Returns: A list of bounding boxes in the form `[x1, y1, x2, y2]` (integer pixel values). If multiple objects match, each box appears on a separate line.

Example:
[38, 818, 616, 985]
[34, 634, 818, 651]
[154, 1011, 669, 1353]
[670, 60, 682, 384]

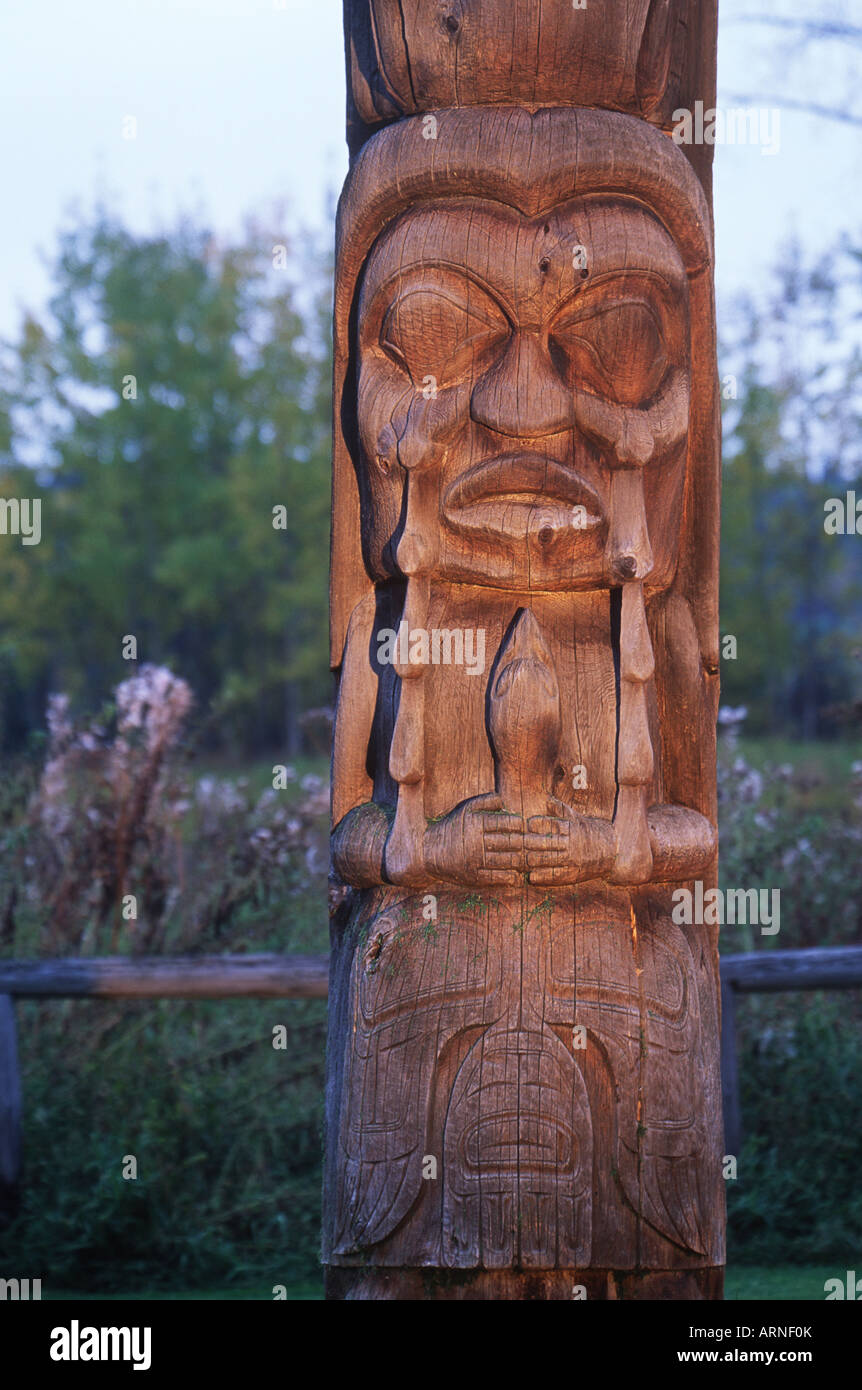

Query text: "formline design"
[325, 0, 724, 1301]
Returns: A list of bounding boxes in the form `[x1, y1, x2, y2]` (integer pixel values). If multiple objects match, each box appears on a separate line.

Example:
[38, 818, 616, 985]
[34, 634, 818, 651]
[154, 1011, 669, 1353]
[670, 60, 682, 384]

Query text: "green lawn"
[724, 1267, 837, 1300]
[45, 1282, 325, 1301]
[733, 736, 862, 814]
[44, 1269, 836, 1301]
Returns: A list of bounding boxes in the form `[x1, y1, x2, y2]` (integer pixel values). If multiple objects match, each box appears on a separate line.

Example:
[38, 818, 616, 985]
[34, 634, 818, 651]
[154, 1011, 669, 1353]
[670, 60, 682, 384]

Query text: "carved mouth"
[443, 454, 603, 541]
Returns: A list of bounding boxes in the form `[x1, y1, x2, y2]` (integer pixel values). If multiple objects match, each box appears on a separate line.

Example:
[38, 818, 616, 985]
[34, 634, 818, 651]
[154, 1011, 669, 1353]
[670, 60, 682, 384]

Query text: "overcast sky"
[1, 0, 860, 338]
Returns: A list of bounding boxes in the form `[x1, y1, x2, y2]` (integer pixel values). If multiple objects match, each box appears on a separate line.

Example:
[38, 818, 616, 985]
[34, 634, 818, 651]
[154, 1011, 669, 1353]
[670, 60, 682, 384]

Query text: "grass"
[734, 736, 862, 814]
[725, 1267, 842, 1300]
[43, 1269, 838, 1301]
[189, 753, 329, 802]
[44, 1282, 325, 1301]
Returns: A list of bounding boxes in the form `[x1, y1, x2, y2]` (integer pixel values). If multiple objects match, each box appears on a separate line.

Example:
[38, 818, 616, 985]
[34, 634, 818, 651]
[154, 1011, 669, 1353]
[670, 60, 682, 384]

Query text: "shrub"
[0, 671, 328, 1292]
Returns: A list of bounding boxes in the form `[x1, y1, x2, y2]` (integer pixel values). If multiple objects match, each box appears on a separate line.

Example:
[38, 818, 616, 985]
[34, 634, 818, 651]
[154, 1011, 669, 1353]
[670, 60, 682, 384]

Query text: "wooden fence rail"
[719, 945, 862, 1157]
[0, 954, 328, 1216]
[2, 946, 861, 1214]
[0, 954, 330, 1000]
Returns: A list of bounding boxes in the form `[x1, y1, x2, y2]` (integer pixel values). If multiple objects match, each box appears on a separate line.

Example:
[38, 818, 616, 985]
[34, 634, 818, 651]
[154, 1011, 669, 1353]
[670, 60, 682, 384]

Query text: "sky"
[1, 0, 860, 339]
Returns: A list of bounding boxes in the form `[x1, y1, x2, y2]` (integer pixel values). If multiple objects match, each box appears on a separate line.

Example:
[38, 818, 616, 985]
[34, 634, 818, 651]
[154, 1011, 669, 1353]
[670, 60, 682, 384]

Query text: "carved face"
[356, 197, 691, 592]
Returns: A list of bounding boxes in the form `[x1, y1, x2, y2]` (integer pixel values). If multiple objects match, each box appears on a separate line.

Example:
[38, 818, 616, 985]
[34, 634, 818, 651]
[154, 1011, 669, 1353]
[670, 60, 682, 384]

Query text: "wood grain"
[327, 0, 722, 1299]
[0, 956, 330, 999]
[345, 0, 717, 177]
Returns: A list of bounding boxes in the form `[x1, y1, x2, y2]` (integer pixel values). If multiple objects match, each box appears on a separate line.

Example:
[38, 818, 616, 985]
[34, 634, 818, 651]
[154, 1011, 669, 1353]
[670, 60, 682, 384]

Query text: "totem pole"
[325, 0, 723, 1300]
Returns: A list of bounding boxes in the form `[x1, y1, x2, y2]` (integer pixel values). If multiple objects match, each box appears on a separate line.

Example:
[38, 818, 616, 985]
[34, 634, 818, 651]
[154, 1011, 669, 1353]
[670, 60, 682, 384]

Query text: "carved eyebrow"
[549, 269, 684, 330]
[366, 260, 516, 324]
[382, 283, 509, 333]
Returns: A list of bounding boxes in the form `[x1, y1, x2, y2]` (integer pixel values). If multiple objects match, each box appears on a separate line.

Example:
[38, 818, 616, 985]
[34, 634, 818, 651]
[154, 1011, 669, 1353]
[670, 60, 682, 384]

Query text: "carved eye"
[381, 287, 508, 387]
[549, 300, 669, 406]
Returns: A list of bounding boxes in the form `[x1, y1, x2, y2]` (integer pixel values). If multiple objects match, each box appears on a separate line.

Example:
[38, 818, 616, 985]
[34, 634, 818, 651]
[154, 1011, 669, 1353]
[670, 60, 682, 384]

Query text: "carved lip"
[443, 454, 603, 539]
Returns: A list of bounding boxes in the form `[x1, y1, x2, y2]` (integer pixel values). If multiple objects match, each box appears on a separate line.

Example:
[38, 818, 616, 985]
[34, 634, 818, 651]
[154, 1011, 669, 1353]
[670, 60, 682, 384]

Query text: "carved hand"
[424, 792, 519, 886]
[426, 792, 616, 887]
[522, 797, 616, 886]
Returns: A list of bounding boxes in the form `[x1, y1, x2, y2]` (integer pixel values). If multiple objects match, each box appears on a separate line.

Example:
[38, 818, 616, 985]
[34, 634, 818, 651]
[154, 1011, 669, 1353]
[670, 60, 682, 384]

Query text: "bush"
[5, 995, 326, 1292]
[718, 731, 862, 950]
[719, 725, 862, 1265]
[728, 993, 862, 1265]
[3, 688, 861, 1286]
[0, 671, 329, 1291]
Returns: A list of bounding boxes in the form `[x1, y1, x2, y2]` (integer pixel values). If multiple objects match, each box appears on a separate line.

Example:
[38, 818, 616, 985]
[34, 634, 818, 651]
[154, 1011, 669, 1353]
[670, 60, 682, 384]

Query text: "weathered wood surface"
[722, 947, 862, 993]
[344, 0, 719, 197]
[0, 955, 330, 999]
[5, 947, 855, 1001]
[326, 0, 722, 1298]
[4, 947, 855, 1001]
[720, 979, 742, 1159]
[326, 1265, 724, 1302]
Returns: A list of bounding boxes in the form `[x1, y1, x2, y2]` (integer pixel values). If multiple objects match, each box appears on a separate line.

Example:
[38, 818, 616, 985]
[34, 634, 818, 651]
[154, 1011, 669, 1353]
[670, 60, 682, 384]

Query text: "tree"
[0, 212, 333, 755]
[719, 235, 862, 736]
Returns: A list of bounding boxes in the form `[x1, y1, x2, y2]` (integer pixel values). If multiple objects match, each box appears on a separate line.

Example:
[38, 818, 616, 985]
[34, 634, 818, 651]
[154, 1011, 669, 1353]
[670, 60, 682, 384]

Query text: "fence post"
[0, 993, 22, 1221]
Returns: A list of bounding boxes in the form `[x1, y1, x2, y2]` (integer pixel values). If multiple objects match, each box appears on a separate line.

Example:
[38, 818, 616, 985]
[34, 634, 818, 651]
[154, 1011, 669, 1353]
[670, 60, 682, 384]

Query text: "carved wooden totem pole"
[325, 0, 723, 1300]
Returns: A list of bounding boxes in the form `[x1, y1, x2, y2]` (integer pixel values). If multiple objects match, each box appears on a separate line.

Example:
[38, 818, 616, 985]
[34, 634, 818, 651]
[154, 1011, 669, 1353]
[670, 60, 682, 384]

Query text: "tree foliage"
[0, 213, 332, 754]
[719, 236, 862, 736]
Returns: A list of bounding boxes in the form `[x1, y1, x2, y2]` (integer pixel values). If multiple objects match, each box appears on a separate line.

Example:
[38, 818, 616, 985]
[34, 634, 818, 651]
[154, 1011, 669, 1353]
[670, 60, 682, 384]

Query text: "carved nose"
[470, 332, 574, 439]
